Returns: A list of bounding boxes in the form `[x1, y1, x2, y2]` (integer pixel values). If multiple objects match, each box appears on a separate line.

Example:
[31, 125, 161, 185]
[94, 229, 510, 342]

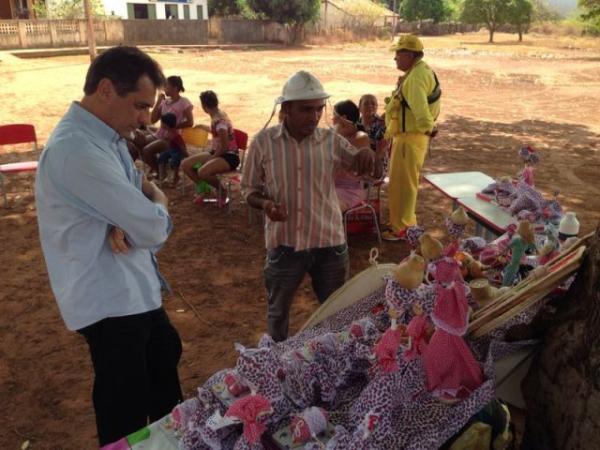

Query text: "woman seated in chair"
[358, 94, 389, 170]
[333, 100, 384, 212]
[181, 90, 239, 207]
[137, 75, 194, 175]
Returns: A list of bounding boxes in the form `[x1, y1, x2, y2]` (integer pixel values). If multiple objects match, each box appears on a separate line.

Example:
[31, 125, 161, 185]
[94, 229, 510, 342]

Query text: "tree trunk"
[521, 226, 600, 449]
[518, 27, 523, 42]
[488, 26, 495, 43]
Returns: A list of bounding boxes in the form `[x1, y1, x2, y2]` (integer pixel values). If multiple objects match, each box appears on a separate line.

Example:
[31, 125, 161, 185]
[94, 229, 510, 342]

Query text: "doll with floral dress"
[518, 145, 540, 187]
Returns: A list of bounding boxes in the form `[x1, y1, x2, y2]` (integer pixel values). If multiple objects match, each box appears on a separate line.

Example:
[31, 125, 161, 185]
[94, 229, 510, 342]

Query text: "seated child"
[157, 113, 187, 186]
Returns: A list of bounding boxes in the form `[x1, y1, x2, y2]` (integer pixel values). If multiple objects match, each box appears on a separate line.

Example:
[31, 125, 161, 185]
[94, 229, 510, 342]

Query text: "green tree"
[400, 0, 450, 23]
[208, 0, 241, 16]
[580, 0, 600, 34]
[461, 0, 511, 43]
[246, 0, 320, 43]
[531, 0, 561, 21]
[579, 0, 600, 19]
[508, 0, 533, 41]
[35, 0, 105, 18]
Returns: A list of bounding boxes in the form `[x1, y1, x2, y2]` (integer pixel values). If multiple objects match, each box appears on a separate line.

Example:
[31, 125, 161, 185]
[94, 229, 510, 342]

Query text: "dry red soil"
[1, 32, 599, 448]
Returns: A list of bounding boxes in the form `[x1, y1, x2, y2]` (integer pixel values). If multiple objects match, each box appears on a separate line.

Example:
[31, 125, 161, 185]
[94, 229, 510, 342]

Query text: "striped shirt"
[242, 124, 358, 251]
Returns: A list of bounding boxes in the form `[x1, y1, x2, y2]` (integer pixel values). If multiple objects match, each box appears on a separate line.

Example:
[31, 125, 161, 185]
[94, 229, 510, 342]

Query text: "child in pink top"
[138, 76, 194, 176]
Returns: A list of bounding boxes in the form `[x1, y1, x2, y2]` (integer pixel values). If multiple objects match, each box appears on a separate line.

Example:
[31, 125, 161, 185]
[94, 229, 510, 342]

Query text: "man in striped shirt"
[242, 70, 375, 342]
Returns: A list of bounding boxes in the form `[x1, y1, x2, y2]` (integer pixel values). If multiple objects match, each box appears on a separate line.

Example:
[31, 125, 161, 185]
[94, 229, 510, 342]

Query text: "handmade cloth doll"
[445, 207, 469, 240]
[502, 221, 536, 286]
[518, 145, 540, 187]
[423, 251, 484, 402]
[403, 304, 432, 361]
[373, 309, 404, 374]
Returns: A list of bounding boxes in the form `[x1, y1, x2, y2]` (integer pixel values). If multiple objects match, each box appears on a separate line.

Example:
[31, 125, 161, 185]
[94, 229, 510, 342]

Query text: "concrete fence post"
[17, 20, 27, 48]
[78, 20, 86, 45]
[49, 20, 58, 47]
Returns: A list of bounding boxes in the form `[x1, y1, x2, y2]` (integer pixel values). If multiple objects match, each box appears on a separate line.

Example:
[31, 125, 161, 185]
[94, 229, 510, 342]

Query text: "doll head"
[519, 145, 540, 165]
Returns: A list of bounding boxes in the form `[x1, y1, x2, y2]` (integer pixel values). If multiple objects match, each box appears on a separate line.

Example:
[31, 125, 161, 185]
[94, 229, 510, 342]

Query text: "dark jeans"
[78, 307, 183, 446]
[264, 244, 350, 342]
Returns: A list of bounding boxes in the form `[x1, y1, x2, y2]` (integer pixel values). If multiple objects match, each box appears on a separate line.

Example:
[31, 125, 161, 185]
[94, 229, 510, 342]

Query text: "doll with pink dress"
[518, 145, 540, 187]
[423, 251, 484, 402]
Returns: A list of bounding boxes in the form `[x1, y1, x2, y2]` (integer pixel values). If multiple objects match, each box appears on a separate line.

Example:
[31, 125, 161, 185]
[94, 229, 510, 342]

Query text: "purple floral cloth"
[177, 279, 541, 450]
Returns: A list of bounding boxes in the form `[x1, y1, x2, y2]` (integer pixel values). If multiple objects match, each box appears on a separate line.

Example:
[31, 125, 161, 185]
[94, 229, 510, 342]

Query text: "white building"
[102, 0, 208, 20]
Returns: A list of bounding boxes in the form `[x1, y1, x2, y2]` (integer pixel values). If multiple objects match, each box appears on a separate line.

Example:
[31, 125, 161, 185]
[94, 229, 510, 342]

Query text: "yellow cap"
[390, 34, 424, 52]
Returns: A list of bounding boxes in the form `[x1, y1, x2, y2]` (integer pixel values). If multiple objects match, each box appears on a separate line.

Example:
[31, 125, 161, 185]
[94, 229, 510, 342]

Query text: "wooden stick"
[177, 290, 210, 325]
[472, 243, 586, 321]
[469, 253, 583, 335]
[470, 255, 582, 332]
[469, 247, 585, 333]
[472, 258, 581, 337]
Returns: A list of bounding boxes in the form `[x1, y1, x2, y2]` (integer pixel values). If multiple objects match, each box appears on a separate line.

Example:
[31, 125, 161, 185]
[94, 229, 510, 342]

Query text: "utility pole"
[83, 0, 97, 61]
[392, 0, 397, 35]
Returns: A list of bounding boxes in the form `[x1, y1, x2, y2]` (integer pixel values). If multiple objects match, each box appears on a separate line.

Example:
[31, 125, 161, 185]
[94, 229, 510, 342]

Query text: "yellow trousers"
[388, 133, 429, 231]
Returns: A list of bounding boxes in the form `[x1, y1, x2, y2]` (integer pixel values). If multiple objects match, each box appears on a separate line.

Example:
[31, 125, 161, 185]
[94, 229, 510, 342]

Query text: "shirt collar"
[274, 122, 327, 144]
[67, 101, 123, 145]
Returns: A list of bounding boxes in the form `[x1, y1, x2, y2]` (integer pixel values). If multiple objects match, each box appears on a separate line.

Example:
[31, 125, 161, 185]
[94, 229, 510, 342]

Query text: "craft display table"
[424, 171, 495, 207]
[424, 171, 516, 239]
[457, 195, 517, 240]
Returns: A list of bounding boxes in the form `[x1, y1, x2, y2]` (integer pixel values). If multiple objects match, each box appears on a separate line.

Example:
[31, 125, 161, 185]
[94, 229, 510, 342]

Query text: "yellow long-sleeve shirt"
[385, 60, 441, 136]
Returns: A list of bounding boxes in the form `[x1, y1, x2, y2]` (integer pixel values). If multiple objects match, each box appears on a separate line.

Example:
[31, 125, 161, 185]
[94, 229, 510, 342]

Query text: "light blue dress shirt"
[36, 102, 172, 331]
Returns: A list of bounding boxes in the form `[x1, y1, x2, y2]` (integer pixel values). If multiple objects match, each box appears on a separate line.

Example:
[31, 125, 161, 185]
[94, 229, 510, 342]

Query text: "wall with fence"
[209, 18, 287, 44]
[122, 19, 208, 45]
[0, 17, 480, 50]
[0, 19, 123, 49]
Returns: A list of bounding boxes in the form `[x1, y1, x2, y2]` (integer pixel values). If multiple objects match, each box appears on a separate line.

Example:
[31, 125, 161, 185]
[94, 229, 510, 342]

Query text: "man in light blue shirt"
[36, 46, 182, 446]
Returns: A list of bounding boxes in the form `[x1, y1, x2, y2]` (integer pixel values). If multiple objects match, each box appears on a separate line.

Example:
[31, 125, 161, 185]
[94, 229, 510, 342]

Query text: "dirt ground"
[1, 31, 600, 449]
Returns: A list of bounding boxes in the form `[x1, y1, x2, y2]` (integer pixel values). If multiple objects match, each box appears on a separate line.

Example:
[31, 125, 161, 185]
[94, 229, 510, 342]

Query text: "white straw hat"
[275, 70, 330, 104]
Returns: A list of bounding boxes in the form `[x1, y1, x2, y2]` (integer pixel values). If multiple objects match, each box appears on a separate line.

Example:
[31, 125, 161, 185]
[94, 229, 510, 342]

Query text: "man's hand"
[142, 177, 169, 209]
[351, 148, 375, 176]
[263, 200, 288, 222]
[109, 227, 130, 254]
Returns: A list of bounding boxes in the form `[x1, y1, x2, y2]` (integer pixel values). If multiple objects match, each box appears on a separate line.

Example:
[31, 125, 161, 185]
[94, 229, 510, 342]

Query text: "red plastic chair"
[0, 124, 40, 207]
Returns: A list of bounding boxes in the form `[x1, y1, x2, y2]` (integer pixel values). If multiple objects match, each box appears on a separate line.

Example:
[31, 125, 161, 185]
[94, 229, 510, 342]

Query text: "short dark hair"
[200, 90, 219, 109]
[83, 46, 165, 96]
[167, 75, 184, 93]
[334, 100, 360, 124]
[161, 112, 177, 129]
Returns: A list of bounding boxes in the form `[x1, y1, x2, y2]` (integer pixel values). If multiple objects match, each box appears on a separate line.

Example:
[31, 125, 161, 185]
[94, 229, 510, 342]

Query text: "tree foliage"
[579, 0, 600, 19]
[531, 0, 562, 21]
[208, 0, 241, 16]
[507, 0, 533, 41]
[400, 0, 450, 23]
[246, 0, 320, 25]
[34, 0, 105, 18]
[461, 0, 511, 42]
[246, 0, 320, 43]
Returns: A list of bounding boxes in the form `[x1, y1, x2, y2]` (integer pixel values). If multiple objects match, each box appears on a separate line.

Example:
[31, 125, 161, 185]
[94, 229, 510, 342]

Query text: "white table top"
[424, 171, 495, 200]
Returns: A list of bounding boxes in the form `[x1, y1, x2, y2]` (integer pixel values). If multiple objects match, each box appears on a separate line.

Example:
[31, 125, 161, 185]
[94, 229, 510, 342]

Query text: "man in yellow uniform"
[382, 34, 441, 241]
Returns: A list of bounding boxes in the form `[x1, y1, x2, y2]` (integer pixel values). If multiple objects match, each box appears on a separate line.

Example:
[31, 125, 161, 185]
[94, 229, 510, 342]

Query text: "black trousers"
[78, 307, 183, 446]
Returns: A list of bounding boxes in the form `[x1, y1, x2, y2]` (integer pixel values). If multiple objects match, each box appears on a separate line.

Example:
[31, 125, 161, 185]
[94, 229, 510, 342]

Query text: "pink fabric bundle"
[423, 329, 484, 400]
[373, 325, 403, 374]
[225, 394, 272, 444]
[291, 407, 329, 444]
[224, 372, 250, 397]
[403, 314, 430, 361]
[520, 165, 535, 187]
[432, 282, 470, 336]
[433, 257, 463, 285]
